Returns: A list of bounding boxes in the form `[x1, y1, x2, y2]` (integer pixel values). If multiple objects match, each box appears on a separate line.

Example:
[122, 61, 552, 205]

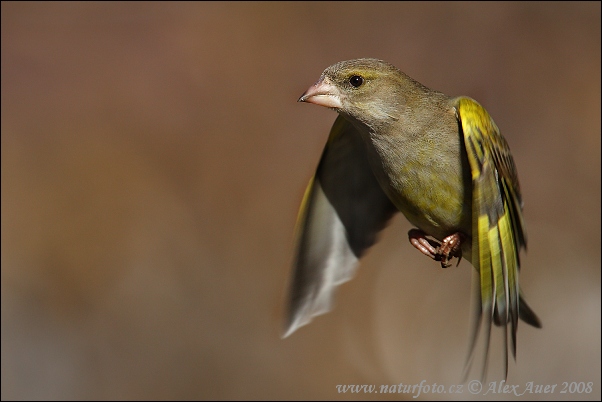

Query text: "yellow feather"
[458, 96, 526, 379]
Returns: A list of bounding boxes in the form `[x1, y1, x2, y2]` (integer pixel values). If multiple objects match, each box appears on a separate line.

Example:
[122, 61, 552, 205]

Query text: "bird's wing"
[455, 97, 528, 379]
[284, 115, 398, 338]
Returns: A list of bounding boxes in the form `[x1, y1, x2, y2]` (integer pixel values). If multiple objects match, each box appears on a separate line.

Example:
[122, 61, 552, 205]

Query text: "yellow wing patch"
[456, 97, 525, 378]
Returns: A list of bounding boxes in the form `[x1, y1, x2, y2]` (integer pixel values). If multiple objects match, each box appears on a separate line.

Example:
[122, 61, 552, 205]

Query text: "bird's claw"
[408, 229, 465, 268]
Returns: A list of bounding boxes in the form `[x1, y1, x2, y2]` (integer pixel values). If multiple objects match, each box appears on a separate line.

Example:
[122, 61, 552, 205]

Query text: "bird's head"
[299, 58, 428, 129]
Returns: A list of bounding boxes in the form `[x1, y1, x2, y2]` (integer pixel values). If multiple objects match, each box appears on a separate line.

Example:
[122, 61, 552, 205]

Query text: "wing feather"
[457, 97, 525, 379]
[284, 116, 398, 337]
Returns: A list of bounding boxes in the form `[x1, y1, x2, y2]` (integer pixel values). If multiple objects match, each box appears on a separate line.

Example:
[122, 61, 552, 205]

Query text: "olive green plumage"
[285, 58, 540, 378]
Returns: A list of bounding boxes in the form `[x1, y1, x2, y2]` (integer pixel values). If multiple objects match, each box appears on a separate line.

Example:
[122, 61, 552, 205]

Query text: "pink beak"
[298, 77, 342, 109]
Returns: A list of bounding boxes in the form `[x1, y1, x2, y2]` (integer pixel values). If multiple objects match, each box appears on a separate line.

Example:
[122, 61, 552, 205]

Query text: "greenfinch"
[284, 58, 540, 378]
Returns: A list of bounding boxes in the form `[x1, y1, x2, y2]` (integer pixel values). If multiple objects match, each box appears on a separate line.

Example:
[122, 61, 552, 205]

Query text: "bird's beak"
[298, 77, 342, 109]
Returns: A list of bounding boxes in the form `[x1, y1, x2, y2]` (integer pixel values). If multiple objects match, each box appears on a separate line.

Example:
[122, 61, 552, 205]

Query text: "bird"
[284, 58, 540, 379]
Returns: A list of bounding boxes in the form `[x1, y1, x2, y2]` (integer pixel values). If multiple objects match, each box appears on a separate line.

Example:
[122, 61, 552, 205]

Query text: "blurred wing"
[284, 115, 398, 338]
[455, 97, 527, 378]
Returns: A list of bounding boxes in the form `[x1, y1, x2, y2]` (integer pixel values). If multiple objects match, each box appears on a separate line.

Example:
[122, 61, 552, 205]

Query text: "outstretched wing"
[455, 97, 529, 379]
[284, 115, 398, 338]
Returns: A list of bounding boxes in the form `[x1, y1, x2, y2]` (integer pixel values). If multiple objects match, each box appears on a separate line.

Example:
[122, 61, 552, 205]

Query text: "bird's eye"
[349, 75, 364, 88]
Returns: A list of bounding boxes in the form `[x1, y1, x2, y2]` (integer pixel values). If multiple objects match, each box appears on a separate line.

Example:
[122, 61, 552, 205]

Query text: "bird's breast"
[364, 128, 472, 241]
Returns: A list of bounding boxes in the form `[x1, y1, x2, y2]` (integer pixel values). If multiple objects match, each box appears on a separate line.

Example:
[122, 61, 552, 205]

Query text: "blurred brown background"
[1, 2, 600, 400]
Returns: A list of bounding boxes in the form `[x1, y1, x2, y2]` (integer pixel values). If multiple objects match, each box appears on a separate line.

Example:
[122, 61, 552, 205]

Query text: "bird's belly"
[361, 125, 472, 241]
[381, 160, 471, 241]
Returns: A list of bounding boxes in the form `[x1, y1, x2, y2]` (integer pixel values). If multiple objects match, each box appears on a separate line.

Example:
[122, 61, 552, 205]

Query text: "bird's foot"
[408, 229, 465, 268]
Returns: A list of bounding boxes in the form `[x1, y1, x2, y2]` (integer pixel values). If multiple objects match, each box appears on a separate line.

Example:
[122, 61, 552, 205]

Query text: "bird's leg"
[437, 232, 465, 268]
[408, 229, 439, 259]
[408, 229, 465, 268]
